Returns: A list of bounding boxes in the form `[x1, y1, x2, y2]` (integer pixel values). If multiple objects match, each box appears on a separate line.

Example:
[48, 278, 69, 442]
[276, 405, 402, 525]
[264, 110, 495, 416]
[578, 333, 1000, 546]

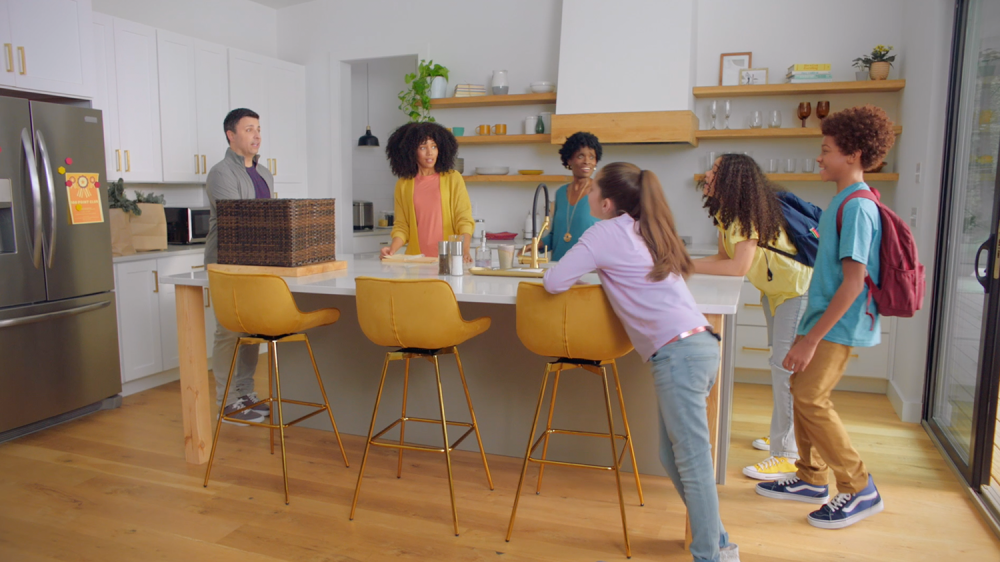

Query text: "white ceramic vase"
[430, 76, 448, 99]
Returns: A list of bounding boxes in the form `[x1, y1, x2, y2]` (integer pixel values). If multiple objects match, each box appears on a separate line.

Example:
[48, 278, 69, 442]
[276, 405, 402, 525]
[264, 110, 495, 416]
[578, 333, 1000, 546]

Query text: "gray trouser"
[212, 321, 260, 406]
[762, 294, 808, 459]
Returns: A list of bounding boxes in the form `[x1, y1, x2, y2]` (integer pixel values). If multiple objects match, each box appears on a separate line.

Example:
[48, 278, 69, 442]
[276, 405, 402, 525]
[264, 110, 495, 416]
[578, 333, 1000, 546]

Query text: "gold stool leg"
[453, 348, 493, 490]
[204, 338, 244, 487]
[600, 365, 631, 558]
[268, 341, 275, 455]
[535, 365, 562, 495]
[304, 336, 349, 467]
[350, 353, 391, 520]
[270, 341, 291, 505]
[506, 364, 551, 543]
[396, 358, 410, 478]
[433, 356, 459, 536]
[611, 360, 644, 506]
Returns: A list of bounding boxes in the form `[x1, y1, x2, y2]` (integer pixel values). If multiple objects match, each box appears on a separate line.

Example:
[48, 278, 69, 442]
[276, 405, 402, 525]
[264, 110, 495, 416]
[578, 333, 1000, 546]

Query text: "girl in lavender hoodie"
[543, 162, 739, 562]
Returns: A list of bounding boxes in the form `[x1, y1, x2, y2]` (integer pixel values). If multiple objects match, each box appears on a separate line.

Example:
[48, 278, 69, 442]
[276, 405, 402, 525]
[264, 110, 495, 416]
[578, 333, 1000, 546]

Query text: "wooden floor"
[1, 370, 998, 561]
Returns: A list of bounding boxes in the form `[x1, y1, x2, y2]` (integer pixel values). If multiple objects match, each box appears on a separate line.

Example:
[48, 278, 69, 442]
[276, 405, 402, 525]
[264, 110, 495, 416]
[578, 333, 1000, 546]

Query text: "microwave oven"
[165, 207, 211, 244]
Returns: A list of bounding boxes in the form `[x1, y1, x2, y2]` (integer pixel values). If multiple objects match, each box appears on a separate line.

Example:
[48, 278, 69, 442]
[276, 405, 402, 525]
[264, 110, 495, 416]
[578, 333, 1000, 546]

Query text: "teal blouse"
[541, 183, 600, 261]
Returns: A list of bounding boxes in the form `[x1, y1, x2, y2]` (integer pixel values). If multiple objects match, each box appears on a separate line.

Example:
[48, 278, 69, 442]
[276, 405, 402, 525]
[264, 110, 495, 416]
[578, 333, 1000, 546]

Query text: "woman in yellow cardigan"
[380, 122, 474, 261]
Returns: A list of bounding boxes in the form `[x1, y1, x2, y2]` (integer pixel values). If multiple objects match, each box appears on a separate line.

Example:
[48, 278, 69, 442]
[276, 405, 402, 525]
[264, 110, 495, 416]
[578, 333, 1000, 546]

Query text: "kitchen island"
[161, 253, 742, 481]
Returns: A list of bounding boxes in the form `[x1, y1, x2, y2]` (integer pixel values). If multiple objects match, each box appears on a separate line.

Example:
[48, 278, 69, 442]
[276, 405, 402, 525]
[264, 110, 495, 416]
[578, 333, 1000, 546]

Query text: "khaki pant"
[790, 340, 869, 494]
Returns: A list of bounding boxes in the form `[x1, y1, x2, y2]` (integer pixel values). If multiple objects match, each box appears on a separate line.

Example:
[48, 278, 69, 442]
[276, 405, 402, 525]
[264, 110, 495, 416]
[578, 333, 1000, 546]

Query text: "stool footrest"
[528, 430, 631, 469]
[370, 417, 477, 453]
[527, 456, 617, 471]
[220, 399, 329, 429]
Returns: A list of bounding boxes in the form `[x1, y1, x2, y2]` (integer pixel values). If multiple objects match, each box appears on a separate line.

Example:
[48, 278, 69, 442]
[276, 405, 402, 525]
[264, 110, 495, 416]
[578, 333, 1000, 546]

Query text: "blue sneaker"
[756, 476, 829, 504]
[807, 474, 883, 529]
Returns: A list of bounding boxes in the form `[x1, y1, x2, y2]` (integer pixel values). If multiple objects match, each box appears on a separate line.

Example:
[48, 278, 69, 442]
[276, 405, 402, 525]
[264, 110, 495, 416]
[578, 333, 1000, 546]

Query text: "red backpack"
[836, 188, 925, 320]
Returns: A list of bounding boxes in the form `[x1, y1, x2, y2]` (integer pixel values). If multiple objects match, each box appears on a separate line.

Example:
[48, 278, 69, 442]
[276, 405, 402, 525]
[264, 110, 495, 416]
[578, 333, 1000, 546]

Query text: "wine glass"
[750, 110, 763, 129]
[797, 102, 812, 128]
[816, 100, 830, 121]
[769, 110, 782, 128]
[723, 100, 732, 129]
[709, 100, 718, 130]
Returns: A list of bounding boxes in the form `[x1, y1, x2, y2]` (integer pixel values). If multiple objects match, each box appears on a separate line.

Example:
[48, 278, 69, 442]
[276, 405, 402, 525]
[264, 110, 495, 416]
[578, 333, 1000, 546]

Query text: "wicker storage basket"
[217, 198, 336, 267]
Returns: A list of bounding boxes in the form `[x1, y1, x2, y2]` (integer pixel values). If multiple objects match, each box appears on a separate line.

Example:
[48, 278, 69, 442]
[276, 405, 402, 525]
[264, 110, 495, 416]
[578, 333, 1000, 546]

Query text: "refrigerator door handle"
[20, 128, 43, 269]
[35, 130, 57, 269]
[0, 300, 110, 330]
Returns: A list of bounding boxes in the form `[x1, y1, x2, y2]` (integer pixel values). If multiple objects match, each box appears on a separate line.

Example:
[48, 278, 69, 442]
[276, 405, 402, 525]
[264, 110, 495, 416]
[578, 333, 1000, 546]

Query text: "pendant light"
[358, 63, 379, 147]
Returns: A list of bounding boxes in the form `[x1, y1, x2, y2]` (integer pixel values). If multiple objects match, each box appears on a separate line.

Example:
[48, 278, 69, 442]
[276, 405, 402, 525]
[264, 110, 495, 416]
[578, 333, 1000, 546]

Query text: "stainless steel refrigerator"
[0, 96, 121, 438]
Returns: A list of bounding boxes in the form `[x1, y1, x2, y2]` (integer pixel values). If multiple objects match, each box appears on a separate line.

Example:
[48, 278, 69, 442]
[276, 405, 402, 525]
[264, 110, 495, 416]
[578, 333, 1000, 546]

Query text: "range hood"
[550, 111, 699, 146]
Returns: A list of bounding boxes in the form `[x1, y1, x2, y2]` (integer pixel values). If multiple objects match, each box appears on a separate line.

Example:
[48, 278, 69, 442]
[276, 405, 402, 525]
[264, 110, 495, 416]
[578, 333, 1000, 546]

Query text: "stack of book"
[454, 84, 486, 97]
[786, 64, 833, 83]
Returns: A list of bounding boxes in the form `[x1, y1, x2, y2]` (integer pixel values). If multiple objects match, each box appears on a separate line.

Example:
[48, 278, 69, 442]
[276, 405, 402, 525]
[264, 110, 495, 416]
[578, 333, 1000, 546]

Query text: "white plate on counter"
[475, 166, 509, 175]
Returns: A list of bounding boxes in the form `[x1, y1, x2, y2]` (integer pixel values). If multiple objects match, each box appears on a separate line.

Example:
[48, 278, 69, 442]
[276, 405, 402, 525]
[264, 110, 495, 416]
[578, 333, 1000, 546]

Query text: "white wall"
[557, 0, 696, 114]
[92, 0, 278, 57]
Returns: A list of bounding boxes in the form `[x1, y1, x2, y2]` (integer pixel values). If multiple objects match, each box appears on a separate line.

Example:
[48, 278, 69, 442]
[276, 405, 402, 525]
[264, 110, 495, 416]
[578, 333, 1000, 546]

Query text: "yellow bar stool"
[506, 282, 644, 558]
[203, 269, 350, 504]
[349, 277, 494, 536]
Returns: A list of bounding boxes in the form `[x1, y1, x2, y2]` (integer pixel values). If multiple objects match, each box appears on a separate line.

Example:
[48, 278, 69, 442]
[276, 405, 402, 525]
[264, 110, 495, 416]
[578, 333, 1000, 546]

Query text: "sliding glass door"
[925, 0, 1000, 504]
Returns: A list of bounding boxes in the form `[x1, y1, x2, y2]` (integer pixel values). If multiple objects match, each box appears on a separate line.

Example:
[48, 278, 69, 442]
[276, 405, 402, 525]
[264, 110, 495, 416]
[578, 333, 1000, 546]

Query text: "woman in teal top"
[542, 131, 603, 261]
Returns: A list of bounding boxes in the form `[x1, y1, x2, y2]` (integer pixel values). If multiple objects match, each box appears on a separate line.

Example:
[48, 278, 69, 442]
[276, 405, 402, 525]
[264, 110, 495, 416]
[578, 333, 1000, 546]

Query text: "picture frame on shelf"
[739, 68, 768, 85]
[719, 52, 752, 86]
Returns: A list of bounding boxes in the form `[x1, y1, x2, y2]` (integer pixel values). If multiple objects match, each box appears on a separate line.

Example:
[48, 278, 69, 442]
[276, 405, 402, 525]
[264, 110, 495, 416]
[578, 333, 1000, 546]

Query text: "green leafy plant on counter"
[853, 44, 896, 69]
[134, 190, 166, 205]
[398, 59, 449, 123]
[107, 178, 141, 215]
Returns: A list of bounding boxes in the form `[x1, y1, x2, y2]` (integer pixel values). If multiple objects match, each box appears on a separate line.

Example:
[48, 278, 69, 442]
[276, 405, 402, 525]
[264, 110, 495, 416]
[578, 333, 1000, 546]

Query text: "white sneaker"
[720, 544, 740, 561]
[752, 436, 770, 451]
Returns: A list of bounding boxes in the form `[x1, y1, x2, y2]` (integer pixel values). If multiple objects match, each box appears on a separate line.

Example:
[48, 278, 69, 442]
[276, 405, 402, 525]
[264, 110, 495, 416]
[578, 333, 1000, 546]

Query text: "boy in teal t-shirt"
[756, 106, 897, 531]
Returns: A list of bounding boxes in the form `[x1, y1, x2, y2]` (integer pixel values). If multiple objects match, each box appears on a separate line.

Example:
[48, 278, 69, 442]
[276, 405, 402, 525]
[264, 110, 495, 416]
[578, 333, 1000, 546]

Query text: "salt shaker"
[438, 240, 450, 275]
[449, 239, 464, 276]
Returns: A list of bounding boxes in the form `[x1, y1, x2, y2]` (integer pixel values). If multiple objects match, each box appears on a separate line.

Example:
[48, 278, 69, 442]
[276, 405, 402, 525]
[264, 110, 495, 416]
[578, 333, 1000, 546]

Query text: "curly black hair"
[385, 122, 458, 178]
[699, 154, 786, 245]
[558, 131, 602, 168]
[820, 105, 896, 171]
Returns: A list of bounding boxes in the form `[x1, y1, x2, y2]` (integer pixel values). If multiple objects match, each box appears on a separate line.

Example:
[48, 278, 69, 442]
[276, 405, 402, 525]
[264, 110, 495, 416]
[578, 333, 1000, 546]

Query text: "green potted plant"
[854, 45, 895, 81]
[397, 59, 449, 123]
[852, 59, 869, 81]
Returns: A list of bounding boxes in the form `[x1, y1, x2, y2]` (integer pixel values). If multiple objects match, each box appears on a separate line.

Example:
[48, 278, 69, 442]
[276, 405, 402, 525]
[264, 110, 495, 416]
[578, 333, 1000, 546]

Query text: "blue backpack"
[764, 191, 822, 268]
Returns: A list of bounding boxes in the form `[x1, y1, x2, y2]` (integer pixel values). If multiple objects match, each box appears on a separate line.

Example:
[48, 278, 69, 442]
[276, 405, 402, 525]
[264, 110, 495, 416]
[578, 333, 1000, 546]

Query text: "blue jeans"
[650, 330, 734, 562]
[762, 294, 808, 459]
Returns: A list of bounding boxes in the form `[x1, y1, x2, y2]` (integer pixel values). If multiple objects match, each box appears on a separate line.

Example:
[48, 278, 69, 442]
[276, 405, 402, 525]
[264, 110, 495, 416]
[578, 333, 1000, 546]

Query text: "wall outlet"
[915, 162, 922, 184]
[910, 207, 918, 228]
[680, 235, 692, 247]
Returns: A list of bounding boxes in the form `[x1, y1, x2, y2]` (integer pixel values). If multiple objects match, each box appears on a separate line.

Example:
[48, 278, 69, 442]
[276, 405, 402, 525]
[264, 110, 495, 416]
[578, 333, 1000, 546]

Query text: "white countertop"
[112, 244, 206, 264]
[160, 253, 741, 314]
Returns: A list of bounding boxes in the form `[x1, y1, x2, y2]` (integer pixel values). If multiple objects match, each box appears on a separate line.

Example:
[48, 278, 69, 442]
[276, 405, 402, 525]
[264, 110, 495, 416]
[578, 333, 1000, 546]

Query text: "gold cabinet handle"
[3, 44, 12, 72]
[153, 270, 159, 293]
[195, 154, 200, 174]
[742, 346, 770, 353]
[191, 265, 204, 270]
[994, 223, 1000, 280]
[273, 158, 277, 176]
[16, 46, 25, 75]
[204, 287, 211, 308]
[848, 353, 859, 359]
[115, 149, 121, 171]
[125, 150, 130, 172]
[743, 303, 762, 308]
[202, 155, 206, 175]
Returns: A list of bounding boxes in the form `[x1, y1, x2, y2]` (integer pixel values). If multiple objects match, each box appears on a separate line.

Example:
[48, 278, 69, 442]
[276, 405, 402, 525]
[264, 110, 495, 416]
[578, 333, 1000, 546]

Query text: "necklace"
[563, 180, 589, 243]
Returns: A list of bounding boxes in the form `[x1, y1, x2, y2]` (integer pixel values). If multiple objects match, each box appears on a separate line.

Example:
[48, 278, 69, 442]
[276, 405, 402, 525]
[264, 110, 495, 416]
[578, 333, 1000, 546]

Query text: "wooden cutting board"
[207, 261, 347, 277]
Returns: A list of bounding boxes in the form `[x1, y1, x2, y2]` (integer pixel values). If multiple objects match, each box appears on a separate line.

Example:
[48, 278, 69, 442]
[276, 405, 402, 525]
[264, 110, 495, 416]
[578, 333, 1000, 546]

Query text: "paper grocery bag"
[130, 203, 167, 251]
[109, 208, 136, 257]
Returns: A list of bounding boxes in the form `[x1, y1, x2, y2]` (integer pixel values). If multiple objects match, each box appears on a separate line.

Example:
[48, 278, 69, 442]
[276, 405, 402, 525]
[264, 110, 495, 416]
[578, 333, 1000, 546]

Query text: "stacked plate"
[475, 167, 509, 175]
[530, 81, 555, 93]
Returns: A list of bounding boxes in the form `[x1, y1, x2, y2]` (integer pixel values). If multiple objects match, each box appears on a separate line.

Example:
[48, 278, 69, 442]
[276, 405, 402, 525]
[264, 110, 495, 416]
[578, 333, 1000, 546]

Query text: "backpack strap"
[835, 187, 881, 331]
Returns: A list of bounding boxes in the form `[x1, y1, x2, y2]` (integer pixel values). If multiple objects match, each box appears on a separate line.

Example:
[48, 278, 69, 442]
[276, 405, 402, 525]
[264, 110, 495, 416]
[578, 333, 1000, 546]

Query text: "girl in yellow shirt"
[693, 154, 813, 481]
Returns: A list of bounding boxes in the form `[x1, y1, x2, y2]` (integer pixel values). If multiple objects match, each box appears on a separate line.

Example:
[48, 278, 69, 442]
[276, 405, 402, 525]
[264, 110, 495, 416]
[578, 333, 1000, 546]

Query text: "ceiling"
[246, 0, 314, 9]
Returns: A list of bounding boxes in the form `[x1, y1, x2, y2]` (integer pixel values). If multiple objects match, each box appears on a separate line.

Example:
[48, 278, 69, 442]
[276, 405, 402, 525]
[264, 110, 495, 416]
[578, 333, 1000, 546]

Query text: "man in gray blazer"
[204, 107, 274, 423]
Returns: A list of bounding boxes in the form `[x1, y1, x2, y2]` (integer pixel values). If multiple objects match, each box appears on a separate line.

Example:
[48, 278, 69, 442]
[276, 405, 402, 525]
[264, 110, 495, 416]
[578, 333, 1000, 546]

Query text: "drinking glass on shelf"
[768, 158, 780, 173]
[709, 101, 718, 130]
[784, 158, 797, 173]
[707, 151, 718, 172]
[723, 99, 732, 129]
[816, 100, 830, 120]
[797, 102, 812, 128]
[750, 110, 763, 129]
[769, 110, 782, 128]
[803, 158, 816, 173]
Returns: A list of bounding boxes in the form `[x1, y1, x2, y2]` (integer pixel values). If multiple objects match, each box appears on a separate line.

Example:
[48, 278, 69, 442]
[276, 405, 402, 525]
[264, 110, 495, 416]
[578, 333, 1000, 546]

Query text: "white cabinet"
[114, 249, 215, 384]
[353, 233, 391, 254]
[228, 48, 306, 189]
[92, 14, 161, 182]
[0, 0, 94, 98]
[157, 31, 229, 183]
[114, 259, 162, 382]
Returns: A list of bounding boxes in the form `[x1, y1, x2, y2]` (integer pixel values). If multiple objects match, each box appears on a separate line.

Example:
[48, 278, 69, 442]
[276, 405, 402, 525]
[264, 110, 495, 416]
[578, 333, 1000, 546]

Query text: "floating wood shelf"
[692, 80, 906, 98]
[462, 175, 572, 183]
[456, 134, 552, 145]
[429, 92, 557, 108]
[695, 125, 903, 140]
[693, 173, 899, 182]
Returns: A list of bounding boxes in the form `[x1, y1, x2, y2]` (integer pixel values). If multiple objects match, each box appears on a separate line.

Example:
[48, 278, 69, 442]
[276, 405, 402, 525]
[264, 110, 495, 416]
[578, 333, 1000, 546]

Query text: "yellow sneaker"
[743, 456, 797, 481]
[752, 436, 770, 451]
